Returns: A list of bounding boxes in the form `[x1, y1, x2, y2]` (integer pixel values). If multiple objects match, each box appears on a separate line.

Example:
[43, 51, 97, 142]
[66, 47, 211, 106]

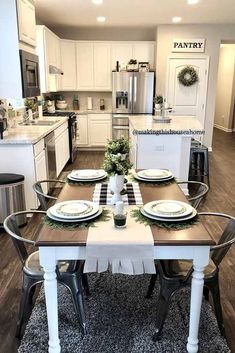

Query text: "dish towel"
[92, 183, 143, 205]
[84, 207, 156, 275]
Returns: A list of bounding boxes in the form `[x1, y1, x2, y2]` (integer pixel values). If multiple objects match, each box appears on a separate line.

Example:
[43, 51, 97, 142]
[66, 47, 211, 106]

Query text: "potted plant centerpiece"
[103, 137, 132, 204]
[153, 95, 163, 110]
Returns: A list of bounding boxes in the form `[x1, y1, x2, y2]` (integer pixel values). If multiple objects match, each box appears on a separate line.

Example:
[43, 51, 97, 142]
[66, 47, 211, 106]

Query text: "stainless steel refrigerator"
[112, 71, 154, 114]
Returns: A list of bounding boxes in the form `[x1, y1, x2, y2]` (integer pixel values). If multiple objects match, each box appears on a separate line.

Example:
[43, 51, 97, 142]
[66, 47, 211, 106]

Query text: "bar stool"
[189, 141, 210, 186]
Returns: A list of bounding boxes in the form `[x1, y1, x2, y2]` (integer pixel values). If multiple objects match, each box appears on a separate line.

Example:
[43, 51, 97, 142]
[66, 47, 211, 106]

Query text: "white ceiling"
[35, 0, 235, 28]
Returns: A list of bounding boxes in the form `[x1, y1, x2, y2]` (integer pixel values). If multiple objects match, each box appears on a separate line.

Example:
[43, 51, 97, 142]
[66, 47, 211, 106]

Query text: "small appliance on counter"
[73, 95, 80, 110]
[100, 99, 105, 111]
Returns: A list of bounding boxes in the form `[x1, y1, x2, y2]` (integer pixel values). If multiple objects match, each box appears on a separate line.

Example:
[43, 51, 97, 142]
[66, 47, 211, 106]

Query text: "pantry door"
[166, 56, 209, 128]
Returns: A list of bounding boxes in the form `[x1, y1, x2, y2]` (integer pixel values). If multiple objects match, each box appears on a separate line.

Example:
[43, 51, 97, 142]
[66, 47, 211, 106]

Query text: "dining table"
[36, 176, 215, 353]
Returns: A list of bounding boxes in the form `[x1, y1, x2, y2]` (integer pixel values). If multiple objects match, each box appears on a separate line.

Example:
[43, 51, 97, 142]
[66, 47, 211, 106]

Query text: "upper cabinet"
[111, 42, 155, 71]
[93, 43, 111, 91]
[17, 0, 36, 47]
[76, 42, 111, 91]
[76, 42, 94, 90]
[111, 43, 133, 71]
[36, 25, 62, 93]
[60, 40, 77, 91]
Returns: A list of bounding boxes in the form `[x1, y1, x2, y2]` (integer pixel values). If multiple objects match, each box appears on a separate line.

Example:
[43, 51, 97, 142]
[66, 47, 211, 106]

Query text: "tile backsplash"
[52, 91, 112, 111]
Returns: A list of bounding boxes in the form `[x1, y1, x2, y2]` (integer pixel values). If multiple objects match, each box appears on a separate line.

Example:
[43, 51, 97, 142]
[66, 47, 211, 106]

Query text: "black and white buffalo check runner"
[92, 183, 143, 205]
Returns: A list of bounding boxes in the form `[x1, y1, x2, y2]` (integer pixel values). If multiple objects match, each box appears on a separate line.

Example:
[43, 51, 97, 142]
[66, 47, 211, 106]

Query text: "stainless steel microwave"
[19, 50, 40, 98]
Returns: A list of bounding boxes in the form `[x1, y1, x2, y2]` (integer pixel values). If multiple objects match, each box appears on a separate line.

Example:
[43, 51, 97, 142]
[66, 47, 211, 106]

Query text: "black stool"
[189, 142, 210, 186]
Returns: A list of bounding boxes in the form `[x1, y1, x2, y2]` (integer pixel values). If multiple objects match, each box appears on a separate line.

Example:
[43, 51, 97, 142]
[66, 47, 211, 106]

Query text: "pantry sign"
[172, 39, 206, 53]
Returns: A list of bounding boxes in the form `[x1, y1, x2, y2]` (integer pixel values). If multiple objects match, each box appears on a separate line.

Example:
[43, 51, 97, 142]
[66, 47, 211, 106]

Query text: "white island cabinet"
[0, 118, 69, 209]
[129, 115, 204, 181]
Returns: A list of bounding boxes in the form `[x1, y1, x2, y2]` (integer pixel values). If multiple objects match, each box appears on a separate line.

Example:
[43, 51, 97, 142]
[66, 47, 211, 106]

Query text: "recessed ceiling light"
[97, 16, 106, 23]
[172, 17, 182, 23]
[92, 0, 103, 4]
[187, 0, 200, 4]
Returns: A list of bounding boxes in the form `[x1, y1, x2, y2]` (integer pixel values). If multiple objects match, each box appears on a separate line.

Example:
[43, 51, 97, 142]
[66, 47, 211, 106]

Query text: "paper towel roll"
[87, 97, 93, 110]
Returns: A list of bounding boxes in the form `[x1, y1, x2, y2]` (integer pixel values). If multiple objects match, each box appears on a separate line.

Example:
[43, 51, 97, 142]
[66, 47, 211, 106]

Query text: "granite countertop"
[129, 115, 204, 135]
[59, 109, 112, 115]
[0, 117, 68, 145]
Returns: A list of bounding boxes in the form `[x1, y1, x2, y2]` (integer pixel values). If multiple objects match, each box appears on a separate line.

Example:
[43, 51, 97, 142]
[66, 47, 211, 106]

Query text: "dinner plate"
[140, 207, 197, 222]
[49, 200, 99, 219]
[133, 174, 174, 182]
[67, 173, 107, 182]
[137, 169, 173, 180]
[69, 169, 106, 180]
[47, 208, 103, 223]
[143, 200, 193, 218]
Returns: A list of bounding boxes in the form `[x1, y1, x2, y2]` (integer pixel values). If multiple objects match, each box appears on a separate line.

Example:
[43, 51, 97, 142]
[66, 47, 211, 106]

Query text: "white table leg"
[186, 263, 205, 353]
[40, 247, 61, 353]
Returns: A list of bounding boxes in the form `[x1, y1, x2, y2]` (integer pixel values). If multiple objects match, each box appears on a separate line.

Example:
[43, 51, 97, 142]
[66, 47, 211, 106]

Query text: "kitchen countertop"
[0, 117, 68, 145]
[59, 109, 112, 115]
[129, 115, 204, 135]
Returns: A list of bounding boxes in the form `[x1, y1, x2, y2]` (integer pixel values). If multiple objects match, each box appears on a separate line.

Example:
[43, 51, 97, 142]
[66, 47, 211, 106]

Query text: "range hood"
[49, 65, 64, 75]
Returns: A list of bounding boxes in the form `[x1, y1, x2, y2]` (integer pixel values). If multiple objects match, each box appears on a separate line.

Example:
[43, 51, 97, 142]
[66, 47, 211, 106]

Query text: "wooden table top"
[36, 181, 215, 247]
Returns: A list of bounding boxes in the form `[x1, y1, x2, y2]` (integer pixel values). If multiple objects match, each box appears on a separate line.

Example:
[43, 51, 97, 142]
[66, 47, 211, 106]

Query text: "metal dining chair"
[147, 213, 235, 341]
[146, 180, 209, 299]
[177, 180, 209, 209]
[3, 210, 86, 338]
[33, 179, 90, 296]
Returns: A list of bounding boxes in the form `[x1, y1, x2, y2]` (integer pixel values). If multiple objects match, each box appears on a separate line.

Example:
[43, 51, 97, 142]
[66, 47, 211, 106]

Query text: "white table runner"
[84, 207, 156, 275]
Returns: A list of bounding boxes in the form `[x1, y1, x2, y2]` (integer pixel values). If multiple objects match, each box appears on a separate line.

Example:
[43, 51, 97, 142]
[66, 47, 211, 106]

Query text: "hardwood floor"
[0, 131, 235, 353]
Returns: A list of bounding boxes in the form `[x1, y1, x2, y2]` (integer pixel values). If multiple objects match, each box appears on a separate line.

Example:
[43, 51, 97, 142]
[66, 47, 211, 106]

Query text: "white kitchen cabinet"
[111, 43, 133, 71]
[76, 42, 111, 91]
[76, 42, 94, 90]
[88, 114, 111, 146]
[77, 115, 88, 146]
[94, 43, 111, 91]
[60, 40, 77, 90]
[17, 0, 36, 47]
[133, 42, 155, 69]
[36, 25, 62, 93]
[55, 125, 70, 176]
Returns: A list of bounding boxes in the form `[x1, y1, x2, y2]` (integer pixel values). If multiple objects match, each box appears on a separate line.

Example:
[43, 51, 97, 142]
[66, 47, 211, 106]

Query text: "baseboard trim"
[214, 124, 233, 133]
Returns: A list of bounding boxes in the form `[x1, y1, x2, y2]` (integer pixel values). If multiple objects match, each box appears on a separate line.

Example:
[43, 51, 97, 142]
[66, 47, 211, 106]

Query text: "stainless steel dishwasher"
[44, 131, 56, 180]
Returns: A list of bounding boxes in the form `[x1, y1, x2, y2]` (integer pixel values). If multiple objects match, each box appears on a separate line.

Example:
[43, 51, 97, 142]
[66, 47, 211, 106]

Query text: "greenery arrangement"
[177, 66, 199, 87]
[128, 59, 137, 65]
[153, 95, 163, 105]
[24, 98, 36, 110]
[103, 137, 132, 176]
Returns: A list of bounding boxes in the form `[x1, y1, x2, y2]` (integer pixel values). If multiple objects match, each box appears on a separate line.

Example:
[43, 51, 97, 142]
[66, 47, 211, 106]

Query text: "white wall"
[214, 44, 235, 132]
[155, 24, 235, 149]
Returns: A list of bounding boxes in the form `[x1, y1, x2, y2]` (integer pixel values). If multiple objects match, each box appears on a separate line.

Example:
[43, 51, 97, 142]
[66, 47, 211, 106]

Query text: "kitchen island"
[129, 115, 204, 181]
[0, 117, 69, 209]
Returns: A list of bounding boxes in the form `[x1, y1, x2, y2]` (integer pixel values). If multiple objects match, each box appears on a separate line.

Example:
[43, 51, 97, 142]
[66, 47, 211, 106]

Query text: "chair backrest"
[33, 179, 65, 211]
[3, 211, 46, 266]
[199, 212, 235, 267]
[177, 181, 209, 209]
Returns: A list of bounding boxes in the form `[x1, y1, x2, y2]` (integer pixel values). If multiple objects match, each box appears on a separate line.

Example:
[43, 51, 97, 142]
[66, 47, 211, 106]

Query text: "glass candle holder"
[113, 211, 127, 228]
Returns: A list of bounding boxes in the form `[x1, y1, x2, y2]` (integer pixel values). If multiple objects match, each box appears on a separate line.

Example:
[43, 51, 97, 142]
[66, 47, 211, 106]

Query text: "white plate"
[143, 200, 193, 218]
[47, 208, 102, 223]
[49, 200, 99, 219]
[140, 207, 197, 222]
[67, 173, 107, 182]
[133, 174, 174, 182]
[137, 169, 173, 180]
[70, 169, 106, 180]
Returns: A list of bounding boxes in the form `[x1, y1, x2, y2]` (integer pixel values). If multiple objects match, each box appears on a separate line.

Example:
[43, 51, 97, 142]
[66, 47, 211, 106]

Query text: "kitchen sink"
[19, 120, 59, 126]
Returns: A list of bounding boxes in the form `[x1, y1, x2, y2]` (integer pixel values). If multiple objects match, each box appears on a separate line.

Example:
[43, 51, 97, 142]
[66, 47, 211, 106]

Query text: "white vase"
[109, 174, 125, 205]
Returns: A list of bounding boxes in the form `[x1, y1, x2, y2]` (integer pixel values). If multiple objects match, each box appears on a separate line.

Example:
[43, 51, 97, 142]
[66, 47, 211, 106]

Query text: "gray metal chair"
[32, 179, 66, 211]
[33, 179, 91, 297]
[147, 213, 235, 341]
[3, 210, 86, 339]
[177, 180, 209, 209]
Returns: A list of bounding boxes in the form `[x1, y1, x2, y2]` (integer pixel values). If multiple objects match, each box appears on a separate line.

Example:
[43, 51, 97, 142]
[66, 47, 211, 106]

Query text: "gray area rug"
[18, 273, 230, 353]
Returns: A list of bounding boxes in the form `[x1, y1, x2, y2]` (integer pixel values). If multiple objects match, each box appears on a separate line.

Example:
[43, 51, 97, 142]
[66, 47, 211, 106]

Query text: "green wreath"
[178, 66, 199, 87]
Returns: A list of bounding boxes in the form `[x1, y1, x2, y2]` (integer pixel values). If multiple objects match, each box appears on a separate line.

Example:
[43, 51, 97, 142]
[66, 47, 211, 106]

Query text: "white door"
[94, 43, 111, 91]
[60, 40, 77, 90]
[166, 57, 209, 128]
[76, 42, 94, 90]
